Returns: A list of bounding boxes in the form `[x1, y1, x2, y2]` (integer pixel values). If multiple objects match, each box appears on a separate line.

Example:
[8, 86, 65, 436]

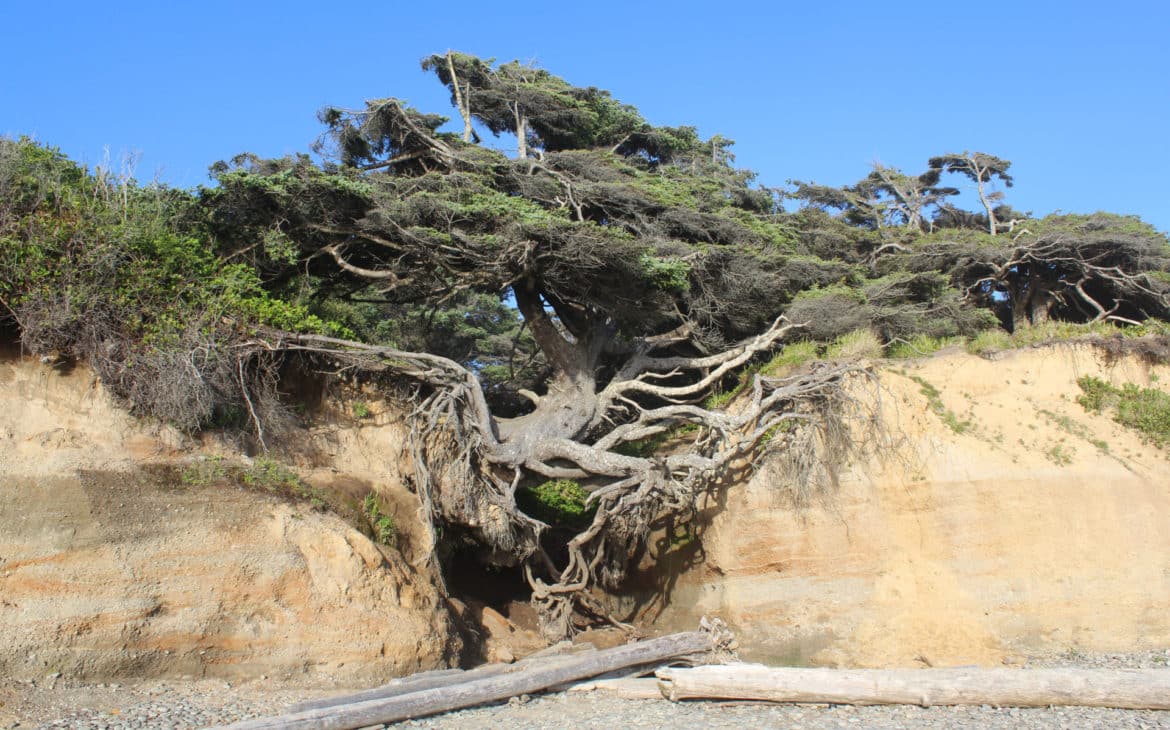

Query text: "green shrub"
[0, 138, 350, 433]
[1077, 376, 1170, 448]
[639, 253, 691, 292]
[1076, 376, 1118, 413]
[241, 457, 301, 491]
[363, 493, 397, 547]
[517, 479, 594, 527]
[179, 455, 228, 486]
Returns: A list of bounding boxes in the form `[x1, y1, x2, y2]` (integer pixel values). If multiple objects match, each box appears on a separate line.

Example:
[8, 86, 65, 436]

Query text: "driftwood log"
[656, 665, 1170, 710]
[216, 631, 716, 730]
[290, 642, 597, 713]
[567, 677, 665, 699]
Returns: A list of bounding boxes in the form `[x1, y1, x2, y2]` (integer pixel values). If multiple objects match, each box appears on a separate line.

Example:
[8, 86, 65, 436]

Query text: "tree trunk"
[656, 665, 1170, 710]
[1028, 288, 1053, 326]
[497, 284, 605, 456]
[293, 642, 597, 712]
[978, 177, 997, 236]
[445, 51, 474, 143]
[217, 631, 716, 730]
[513, 103, 529, 159]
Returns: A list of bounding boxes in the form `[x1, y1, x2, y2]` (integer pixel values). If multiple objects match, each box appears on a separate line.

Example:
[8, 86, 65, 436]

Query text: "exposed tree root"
[249, 320, 874, 638]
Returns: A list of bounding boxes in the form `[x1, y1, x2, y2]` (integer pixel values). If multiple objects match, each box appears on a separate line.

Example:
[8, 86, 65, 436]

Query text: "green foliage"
[176, 455, 327, 508]
[886, 334, 963, 359]
[241, 457, 300, 491]
[905, 372, 973, 434]
[761, 341, 820, 375]
[966, 328, 1014, 355]
[0, 138, 357, 431]
[517, 479, 594, 527]
[639, 253, 691, 292]
[352, 401, 372, 419]
[179, 455, 228, 486]
[702, 340, 826, 410]
[1046, 443, 1074, 466]
[241, 458, 327, 508]
[965, 319, 1167, 356]
[825, 328, 883, 360]
[363, 493, 397, 547]
[1077, 377, 1170, 449]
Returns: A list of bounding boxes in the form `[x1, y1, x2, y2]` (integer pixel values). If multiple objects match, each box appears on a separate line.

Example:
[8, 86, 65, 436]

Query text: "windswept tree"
[866, 164, 959, 232]
[928, 152, 1014, 235]
[903, 214, 1170, 330]
[207, 55, 867, 635]
[789, 163, 959, 265]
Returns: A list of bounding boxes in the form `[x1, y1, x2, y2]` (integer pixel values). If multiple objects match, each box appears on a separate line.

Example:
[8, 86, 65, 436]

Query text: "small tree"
[928, 152, 1014, 235]
[865, 164, 958, 232]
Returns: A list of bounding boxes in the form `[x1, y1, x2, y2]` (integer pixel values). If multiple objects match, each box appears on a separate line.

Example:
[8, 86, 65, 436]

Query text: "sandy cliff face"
[6, 340, 1169, 678]
[651, 343, 1170, 668]
[0, 352, 456, 682]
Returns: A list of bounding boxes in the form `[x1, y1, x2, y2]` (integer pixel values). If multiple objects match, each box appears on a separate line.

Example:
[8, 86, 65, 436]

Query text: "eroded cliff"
[648, 342, 1170, 667]
[0, 349, 458, 683]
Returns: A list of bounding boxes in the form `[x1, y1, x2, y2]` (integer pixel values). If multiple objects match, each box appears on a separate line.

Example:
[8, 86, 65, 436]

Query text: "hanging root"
[249, 327, 880, 639]
[523, 363, 877, 638]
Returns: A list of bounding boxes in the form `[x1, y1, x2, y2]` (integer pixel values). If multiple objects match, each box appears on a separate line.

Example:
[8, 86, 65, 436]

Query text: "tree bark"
[972, 158, 998, 235]
[445, 51, 474, 143]
[514, 102, 529, 159]
[216, 631, 716, 730]
[656, 665, 1170, 709]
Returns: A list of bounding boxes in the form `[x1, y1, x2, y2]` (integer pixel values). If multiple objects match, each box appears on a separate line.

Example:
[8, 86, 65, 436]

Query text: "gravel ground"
[0, 678, 340, 730]
[7, 650, 1170, 730]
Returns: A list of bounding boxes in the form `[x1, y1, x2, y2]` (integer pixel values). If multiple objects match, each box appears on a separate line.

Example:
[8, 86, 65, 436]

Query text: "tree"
[419, 51, 645, 159]
[865, 164, 958, 233]
[789, 163, 959, 266]
[903, 214, 1170, 330]
[928, 152, 1014, 235]
[207, 55, 866, 636]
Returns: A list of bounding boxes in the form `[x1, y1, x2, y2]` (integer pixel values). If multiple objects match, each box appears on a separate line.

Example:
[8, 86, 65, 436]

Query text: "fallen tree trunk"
[290, 667, 501, 713]
[217, 631, 716, 730]
[568, 677, 664, 699]
[656, 664, 1170, 710]
[291, 642, 599, 712]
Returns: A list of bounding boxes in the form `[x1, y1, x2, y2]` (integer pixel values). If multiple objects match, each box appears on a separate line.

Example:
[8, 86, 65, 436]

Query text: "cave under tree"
[205, 52, 873, 635]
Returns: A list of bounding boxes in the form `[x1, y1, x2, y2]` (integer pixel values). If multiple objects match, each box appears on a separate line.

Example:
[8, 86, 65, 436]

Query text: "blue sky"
[3, 1, 1167, 232]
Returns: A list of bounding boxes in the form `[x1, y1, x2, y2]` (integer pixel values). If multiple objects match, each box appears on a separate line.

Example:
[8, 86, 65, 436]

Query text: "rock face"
[650, 343, 1170, 668]
[0, 351, 457, 682]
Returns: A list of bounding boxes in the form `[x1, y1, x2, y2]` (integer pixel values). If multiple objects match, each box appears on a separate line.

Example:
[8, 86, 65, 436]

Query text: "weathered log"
[291, 667, 497, 713]
[568, 677, 663, 699]
[656, 664, 1170, 710]
[217, 631, 715, 730]
[292, 643, 598, 712]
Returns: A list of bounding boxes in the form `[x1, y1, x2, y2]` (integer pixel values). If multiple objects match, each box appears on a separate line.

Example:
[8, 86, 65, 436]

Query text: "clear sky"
[3, 1, 1167, 232]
